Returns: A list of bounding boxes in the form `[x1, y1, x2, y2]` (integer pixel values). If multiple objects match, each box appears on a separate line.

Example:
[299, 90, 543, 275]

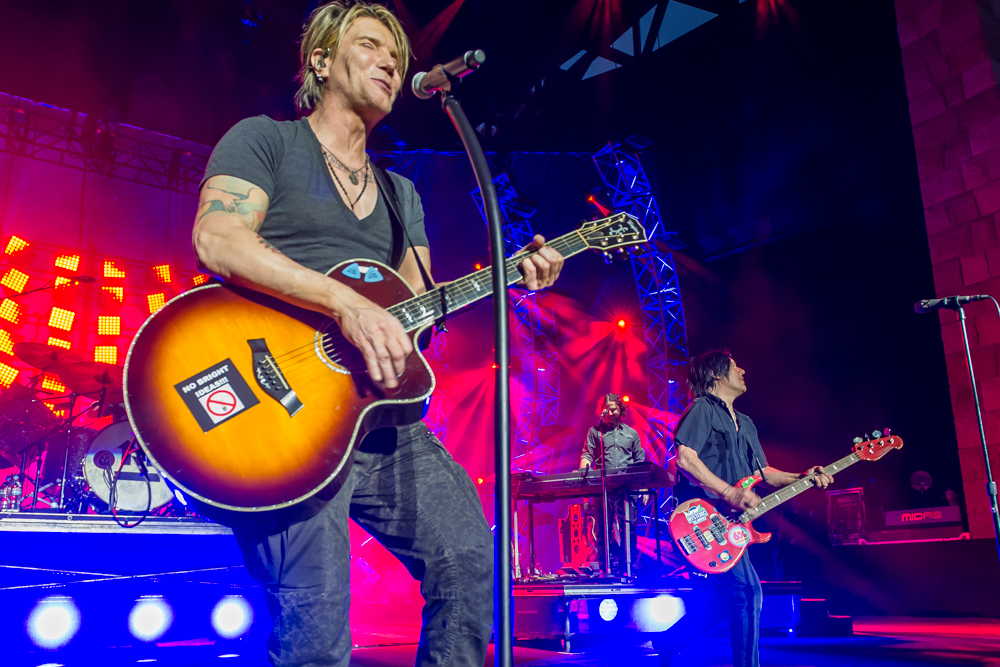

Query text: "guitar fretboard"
[736, 452, 860, 524]
[384, 231, 590, 332]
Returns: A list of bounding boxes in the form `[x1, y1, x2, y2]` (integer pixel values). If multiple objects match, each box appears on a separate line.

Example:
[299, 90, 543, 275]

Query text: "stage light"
[102, 286, 124, 302]
[477, 477, 484, 485]
[0, 299, 21, 324]
[1, 268, 29, 293]
[26, 596, 80, 649]
[47, 337, 71, 350]
[54, 276, 72, 287]
[623, 396, 629, 403]
[94, 345, 117, 364]
[54, 254, 81, 271]
[598, 598, 618, 621]
[152, 264, 172, 283]
[0, 362, 18, 387]
[491, 363, 498, 369]
[147, 293, 166, 314]
[617, 319, 626, 329]
[103, 261, 126, 279]
[211, 596, 253, 639]
[48, 307, 75, 331]
[631, 594, 685, 632]
[474, 263, 482, 270]
[0, 329, 13, 355]
[193, 274, 210, 286]
[97, 315, 120, 336]
[4, 235, 29, 255]
[42, 375, 67, 393]
[128, 596, 173, 642]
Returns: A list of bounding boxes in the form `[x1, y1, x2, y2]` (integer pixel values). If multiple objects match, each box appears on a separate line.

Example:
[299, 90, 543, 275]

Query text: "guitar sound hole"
[316, 322, 368, 374]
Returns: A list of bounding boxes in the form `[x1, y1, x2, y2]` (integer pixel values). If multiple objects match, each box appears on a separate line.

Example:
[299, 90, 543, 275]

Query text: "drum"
[83, 421, 173, 511]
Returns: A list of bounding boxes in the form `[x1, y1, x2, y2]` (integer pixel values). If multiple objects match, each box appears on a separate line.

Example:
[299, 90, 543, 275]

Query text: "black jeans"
[233, 423, 494, 667]
[654, 554, 762, 667]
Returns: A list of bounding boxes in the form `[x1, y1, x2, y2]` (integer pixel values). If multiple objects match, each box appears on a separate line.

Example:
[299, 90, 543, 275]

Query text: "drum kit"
[0, 341, 174, 514]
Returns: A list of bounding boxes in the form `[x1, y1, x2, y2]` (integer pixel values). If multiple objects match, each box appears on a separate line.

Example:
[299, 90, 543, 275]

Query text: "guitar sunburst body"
[125, 259, 433, 511]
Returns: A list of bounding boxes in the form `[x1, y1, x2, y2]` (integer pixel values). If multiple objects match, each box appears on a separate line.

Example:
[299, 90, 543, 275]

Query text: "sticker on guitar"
[727, 526, 751, 547]
[684, 505, 709, 524]
[174, 359, 260, 432]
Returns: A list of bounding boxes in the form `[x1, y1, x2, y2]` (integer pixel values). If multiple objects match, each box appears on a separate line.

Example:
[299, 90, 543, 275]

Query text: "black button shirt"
[581, 422, 646, 469]
[672, 394, 769, 502]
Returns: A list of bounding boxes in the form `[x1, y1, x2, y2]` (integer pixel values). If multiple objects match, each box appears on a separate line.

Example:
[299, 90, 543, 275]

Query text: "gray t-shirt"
[201, 115, 428, 272]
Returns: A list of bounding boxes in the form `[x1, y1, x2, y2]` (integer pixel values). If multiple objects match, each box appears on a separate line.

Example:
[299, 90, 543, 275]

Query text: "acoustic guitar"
[124, 214, 648, 511]
[668, 432, 903, 574]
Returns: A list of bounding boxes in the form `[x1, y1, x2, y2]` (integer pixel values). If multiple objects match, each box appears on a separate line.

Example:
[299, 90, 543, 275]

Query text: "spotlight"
[129, 596, 173, 642]
[631, 594, 685, 632]
[26, 596, 80, 649]
[211, 596, 253, 639]
[103, 261, 126, 279]
[622, 396, 629, 403]
[474, 263, 482, 270]
[617, 319, 626, 329]
[598, 598, 618, 622]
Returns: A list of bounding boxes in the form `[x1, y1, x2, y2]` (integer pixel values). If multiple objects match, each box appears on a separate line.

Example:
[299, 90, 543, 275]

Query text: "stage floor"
[14, 616, 1000, 666]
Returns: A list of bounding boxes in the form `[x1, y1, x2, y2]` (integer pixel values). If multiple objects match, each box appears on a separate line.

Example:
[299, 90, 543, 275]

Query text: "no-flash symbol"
[205, 389, 238, 416]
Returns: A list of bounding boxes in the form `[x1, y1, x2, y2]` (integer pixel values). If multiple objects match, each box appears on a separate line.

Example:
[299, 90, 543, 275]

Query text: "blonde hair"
[294, 1, 411, 116]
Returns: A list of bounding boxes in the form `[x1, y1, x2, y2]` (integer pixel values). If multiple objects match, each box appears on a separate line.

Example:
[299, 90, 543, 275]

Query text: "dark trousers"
[654, 555, 762, 667]
[233, 423, 494, 667]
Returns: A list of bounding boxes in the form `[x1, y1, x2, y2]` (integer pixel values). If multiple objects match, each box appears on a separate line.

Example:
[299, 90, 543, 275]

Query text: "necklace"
[322, 146, 369, 185]
[321, 146, 369, 210]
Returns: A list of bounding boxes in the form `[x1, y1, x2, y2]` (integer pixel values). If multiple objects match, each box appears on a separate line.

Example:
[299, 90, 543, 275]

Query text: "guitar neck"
[736, 452, 861, 524]
[386, 230, 590, 332]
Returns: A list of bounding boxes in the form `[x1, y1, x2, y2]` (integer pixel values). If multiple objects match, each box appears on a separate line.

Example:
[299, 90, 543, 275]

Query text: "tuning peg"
[853, 437, 863, 445]
[863, 433, 870, 441]
[602, 252, 613, 265]
[872, 430, 882, 439]
[883, 428, 891, 436]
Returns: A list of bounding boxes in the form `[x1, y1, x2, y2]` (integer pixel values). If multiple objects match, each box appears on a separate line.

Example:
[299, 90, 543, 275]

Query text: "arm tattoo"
[256, 235, 283, 255]
[197, 181, 267, 231]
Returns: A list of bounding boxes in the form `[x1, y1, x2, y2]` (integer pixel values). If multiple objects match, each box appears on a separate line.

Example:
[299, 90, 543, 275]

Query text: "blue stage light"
[26, 596, 80, 649]
[128, 596, 173, 641]
[211, 596, 253, 638]
[598, 598, 619, 621]
[632, 594, 685, 632]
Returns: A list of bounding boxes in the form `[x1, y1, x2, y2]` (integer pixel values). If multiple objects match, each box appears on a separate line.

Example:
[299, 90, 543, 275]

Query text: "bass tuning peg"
[852, 437, 863, 445]
[872, 430, 882, 439]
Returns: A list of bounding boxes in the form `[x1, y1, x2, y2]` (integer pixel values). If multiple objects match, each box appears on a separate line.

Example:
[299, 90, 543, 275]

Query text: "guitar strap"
[370, 162, 435, 295]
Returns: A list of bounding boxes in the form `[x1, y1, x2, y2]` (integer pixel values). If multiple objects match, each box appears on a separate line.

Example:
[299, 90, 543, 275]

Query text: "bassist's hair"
[687, 349, 733, 397]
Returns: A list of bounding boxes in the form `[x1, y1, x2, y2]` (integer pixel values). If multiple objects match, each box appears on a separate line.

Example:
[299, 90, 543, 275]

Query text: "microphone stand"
[599, 425, 611, 575]
[955, 304, 1000, 560]
[437, 81, 513, 667]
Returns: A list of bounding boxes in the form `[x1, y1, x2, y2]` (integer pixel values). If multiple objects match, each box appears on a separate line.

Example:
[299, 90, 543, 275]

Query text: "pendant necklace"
[321, 146, 369, 210]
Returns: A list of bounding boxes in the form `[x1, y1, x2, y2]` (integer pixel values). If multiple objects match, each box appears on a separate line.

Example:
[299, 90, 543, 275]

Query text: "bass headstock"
[853, 430, 904, 461]
[579, 213, 648, 259]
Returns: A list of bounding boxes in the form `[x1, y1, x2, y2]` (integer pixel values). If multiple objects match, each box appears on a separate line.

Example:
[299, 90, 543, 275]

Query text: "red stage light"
[4, 236, 29, 255]
[54, 277, 72, 287]
[617, 319, 626, 329]
[477, 477, 484, 485]
[102, 286, 124, 302]
[47, 337, 71, 349]
[44, 402, 66, 418]
[103, 261, 126, 279]
[587, 195, 595, 202]
[1, 268, 29, 293]
[152, 264, 172, 283]
[623, 395, 630, 403]
[94, 345, 117, 364]
[193, 274, 210, 286]
[0, 362, 18, 387]
[147, 293, 166, 314]
[42, 375, 67, 393]
[491, 363, 498, 369]
[55, 254, 81, 271]
[0, 300, 21, 324]
[0, 330, 12, 355]
[98, 315, 121, 336]
[474, 263, 482, 271]
[48, 307, 75, 331]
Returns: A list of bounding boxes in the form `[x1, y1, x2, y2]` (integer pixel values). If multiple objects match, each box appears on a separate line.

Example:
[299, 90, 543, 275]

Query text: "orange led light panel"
[0, 362, 18, 387]
[48, 307, 75, 331]
[94, 345, 117, 364]
[4, 236, 28, 255]
[1, 269, 29, 293]
[54, 277, 72, 287]
[98, 315, 121, 336]
[193, 274, 210, 286]
[102, 286, 124, 302]
[47, 337, 71, 350]
[103, 261, 126, 279]
[0, 300, 21, 324]
[147, 293, 166, 314]
[0, 330, 12, 355]
[55, 254, 81, 271]
[153, 264, 172, 283]
[42, 375, 67, 393]
[44, 403, 66, 418]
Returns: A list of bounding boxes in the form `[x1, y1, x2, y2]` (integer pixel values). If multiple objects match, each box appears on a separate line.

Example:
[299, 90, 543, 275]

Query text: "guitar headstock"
[579, 214, 648, 259]
[853, 431, 904, 461]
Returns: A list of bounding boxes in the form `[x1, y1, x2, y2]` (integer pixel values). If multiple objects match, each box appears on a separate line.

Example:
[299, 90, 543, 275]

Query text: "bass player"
[655, 350, 833, 667]
[191, 3, 564, 666]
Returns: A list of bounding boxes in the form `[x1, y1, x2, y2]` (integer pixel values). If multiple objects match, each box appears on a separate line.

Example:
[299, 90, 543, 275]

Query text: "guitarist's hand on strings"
[722, 484, 762, 511]
[803, 465, 834, 489]
[333, 289, 412, 390]
[517, 235, 565, 291]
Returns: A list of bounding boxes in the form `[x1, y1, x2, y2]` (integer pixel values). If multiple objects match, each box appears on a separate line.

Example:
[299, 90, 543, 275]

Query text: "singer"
[190, 2, 564, 666]
[655, 350, 833, 667]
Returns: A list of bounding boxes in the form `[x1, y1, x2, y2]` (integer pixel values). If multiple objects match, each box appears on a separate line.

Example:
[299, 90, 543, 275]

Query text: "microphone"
[914, 295, 990, 313]
[411, 50, 486, 100]
[68, 275, 97, 283]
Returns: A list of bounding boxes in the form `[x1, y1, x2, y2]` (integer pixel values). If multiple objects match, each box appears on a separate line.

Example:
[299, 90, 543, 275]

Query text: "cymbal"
[13, 342, 86, 372]
[60, 362, 124, 399]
